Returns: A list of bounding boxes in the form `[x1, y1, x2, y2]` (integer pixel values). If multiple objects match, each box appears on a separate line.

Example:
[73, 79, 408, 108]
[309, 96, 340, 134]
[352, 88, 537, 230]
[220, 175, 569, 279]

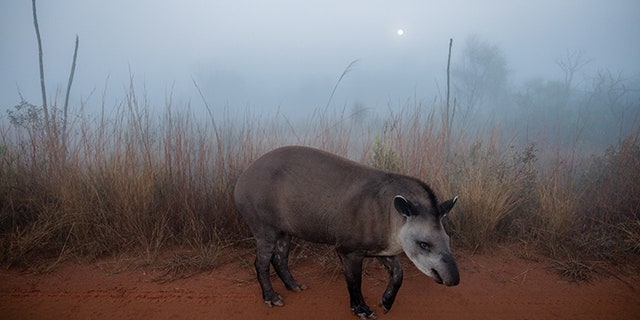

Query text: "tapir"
[234, 146, 459, 319]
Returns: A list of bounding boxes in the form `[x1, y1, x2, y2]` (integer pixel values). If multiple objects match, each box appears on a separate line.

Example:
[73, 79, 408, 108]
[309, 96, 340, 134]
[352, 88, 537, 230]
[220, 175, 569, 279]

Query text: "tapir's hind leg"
[255, 237, 284, 307]
[271, 233, 307, 291]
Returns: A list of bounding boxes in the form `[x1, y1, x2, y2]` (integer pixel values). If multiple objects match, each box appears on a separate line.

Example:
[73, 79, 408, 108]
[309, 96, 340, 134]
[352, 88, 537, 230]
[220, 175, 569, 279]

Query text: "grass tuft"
[552, 258, 596, 283]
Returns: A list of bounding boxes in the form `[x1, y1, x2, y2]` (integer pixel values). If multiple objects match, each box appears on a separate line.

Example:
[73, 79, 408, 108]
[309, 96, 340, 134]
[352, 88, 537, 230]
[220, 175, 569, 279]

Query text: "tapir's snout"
[444, 266, 460, 286]
[433, 254, 460, 286]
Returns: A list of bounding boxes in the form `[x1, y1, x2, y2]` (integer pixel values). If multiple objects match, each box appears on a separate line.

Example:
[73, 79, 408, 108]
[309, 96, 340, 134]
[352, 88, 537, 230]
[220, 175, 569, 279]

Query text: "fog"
[1, 0, 639, 128]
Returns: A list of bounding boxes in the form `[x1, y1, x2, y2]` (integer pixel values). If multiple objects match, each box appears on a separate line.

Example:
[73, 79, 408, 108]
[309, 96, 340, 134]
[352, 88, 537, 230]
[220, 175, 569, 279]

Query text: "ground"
[1, 247, 639, 320]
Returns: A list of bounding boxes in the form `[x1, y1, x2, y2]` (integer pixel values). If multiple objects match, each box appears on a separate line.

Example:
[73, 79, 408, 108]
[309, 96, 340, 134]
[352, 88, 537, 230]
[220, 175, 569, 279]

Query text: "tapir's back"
[234, 146, 393, 244]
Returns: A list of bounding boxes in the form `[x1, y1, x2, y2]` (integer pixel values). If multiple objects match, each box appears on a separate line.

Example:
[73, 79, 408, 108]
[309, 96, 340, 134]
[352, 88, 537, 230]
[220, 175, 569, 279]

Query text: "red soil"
[1, 248, 638, 320]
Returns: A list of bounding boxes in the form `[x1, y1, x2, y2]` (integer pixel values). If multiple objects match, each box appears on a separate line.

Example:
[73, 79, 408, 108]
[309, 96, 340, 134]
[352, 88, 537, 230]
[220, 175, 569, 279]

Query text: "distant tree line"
[451, 35, 639, 151]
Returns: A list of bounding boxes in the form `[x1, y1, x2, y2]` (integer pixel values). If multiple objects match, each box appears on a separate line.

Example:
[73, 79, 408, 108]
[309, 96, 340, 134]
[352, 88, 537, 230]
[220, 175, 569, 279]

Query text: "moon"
[397, 29, 405, 36]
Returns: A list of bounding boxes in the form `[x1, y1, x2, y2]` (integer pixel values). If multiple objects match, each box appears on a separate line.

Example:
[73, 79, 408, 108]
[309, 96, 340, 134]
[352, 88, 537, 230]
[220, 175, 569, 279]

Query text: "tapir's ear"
[394, 195, 414, 217]
[438, 196, 458, 217]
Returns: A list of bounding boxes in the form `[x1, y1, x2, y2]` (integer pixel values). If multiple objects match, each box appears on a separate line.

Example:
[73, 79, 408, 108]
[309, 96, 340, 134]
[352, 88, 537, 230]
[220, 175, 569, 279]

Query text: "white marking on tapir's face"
[398, 216, 459, 286]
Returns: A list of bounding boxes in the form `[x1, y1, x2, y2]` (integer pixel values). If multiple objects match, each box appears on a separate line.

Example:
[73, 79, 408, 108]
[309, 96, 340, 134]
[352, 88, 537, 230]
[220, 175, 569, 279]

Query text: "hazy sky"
[1, 0, 639, 118]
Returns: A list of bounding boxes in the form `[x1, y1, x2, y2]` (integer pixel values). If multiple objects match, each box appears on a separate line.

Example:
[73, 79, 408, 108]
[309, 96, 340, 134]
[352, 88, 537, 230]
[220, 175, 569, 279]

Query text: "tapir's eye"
[418, 241, 431, 251]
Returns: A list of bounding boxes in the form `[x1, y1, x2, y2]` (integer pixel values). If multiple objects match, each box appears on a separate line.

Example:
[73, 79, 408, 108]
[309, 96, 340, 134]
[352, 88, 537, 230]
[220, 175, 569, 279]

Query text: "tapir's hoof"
[352, 306, 376, 319]
[290, 284, 308, 292]
[378, 301, 391, 314]
[355, 312, 377, 320]
[264, 294, 284, 307]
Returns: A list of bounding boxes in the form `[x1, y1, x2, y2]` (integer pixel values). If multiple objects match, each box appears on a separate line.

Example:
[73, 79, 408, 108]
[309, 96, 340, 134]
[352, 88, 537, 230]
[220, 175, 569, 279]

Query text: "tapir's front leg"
[377, 256, 403, 313]
[337, 250, 376, 319]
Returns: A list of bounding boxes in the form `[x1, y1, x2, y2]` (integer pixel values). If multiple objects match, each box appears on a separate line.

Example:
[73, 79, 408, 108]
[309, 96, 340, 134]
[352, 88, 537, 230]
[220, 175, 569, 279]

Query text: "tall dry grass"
[573, 133, 640, 260]
[365, 105, 537, 252]
[1, 91, 639, 271]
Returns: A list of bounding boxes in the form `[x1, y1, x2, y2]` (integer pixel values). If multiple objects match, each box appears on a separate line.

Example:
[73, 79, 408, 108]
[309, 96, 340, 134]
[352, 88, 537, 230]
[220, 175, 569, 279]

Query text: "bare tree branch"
[556, 50, 591, 88]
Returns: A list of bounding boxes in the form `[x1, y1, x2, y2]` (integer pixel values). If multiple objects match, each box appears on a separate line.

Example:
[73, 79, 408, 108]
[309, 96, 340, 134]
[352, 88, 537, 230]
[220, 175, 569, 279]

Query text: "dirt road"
[1, 249, 638, 319]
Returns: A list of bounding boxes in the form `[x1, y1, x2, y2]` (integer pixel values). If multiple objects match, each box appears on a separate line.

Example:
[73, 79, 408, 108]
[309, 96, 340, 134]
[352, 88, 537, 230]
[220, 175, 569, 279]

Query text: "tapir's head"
[394, 194, 460, 286]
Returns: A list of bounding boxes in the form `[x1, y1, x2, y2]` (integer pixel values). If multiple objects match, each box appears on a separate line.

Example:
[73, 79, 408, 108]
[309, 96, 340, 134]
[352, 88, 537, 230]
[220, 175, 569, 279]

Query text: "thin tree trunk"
[32, 0, 50, 134]
[62, 35, 79, 159]
[446, 39, 452, 123]
[445, 38, 453, 158]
